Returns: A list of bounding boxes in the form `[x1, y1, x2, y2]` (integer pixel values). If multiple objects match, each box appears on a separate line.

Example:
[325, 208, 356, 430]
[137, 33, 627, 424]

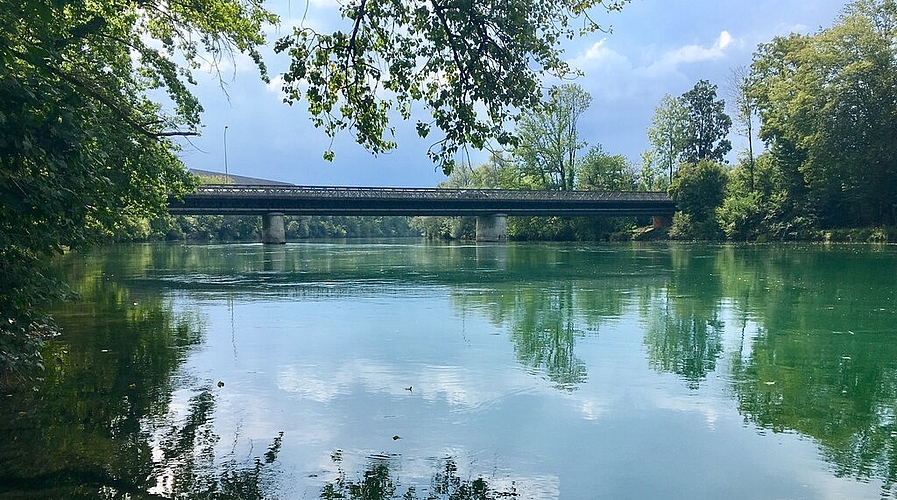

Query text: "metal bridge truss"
[168, 185, 677, 217]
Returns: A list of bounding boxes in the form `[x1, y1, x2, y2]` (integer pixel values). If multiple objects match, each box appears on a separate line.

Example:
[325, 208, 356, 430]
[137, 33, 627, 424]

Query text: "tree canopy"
[576, 145, 636, 191]
[514, 84, 592, 190]
[748, 0, 897, 227]
[647, 93, 689, 182]
[274, 0, 629, 172]
[0, 0, 274, 379]
[680, 79, 732, 164]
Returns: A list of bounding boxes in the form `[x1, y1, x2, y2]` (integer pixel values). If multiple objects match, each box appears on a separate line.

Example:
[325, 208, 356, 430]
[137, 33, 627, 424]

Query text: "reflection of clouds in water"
[276, 360, 542, 410]
[577, 399, 606, 421]
[272, 357, 620, 499]
[652, 391, 720, 430]
[276, 358, 615, 422]
[795, 466, 884, 500]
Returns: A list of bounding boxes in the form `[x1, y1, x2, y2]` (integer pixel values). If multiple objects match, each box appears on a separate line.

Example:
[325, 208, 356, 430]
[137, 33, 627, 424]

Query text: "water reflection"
[321, 452, 517, 499]
[642, 247, 725, 388]
[723, 246, 897, 496]
[0, 249, 282, 497]
[451, 245, 664, 390]
[155, 387, 283, 498]
[4, 242, 897, 497]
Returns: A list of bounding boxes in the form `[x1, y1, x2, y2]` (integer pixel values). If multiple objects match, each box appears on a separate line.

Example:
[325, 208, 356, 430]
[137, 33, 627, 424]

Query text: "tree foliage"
[748, 0, 897, 227]
[0, 0, 274, 379]
[680, 80, 732, 164]
[576, 145, 636, 191]
[668, 160, 728, 240]
[274, 1, 629, 171]
[514, 84, 592, 190]
[726, 66, 757, 191]
[647, 94, 689, 182]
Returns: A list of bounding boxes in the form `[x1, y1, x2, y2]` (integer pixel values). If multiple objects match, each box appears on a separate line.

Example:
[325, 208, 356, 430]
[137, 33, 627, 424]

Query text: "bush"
[669, 212, 723, 240]
[668, 160, 728, 240]
[717, 191, 764, 241]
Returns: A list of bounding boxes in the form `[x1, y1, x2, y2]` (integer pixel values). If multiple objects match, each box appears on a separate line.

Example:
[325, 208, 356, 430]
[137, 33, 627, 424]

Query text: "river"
[2, 241, 896, 498]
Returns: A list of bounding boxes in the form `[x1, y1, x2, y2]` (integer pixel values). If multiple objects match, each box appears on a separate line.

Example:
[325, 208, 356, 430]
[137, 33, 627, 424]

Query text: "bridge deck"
[168, 185, 677, 217]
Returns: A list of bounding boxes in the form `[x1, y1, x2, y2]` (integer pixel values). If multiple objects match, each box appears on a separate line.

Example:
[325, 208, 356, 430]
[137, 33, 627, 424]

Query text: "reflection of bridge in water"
[168, 185, 676, 243]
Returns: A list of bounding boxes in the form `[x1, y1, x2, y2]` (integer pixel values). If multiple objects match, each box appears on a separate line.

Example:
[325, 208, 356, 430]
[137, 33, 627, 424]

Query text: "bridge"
[168, 184, 676, 243]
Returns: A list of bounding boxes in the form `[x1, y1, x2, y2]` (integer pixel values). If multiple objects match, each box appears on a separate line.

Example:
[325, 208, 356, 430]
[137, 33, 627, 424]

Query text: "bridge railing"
[194, 184, 672, 202]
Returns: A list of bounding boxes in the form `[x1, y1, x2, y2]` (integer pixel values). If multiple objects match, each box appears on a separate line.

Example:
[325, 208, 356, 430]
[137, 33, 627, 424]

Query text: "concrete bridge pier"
[476, 214, 508, 242]
[262, 212, 286, 244]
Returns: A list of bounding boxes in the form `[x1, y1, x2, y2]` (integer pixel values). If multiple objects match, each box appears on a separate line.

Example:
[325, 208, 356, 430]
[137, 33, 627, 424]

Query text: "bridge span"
[168, 185, 677, 243]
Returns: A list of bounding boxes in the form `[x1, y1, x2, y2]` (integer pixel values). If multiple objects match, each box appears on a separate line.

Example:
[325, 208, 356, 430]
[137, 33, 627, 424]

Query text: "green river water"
[2, 241, 897, 499]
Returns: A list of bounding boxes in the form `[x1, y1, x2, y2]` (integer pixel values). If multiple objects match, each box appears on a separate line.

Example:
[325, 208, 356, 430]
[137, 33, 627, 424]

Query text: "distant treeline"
[113, 215, 422, 242]
[111, 213, 652, 243]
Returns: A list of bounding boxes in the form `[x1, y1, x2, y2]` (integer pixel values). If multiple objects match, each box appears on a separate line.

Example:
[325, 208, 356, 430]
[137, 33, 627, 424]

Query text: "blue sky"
[177, 0, 848, 187]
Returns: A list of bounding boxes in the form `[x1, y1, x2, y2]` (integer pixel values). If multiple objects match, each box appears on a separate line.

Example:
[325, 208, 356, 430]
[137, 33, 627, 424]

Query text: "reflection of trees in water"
[452, 245, 673, 390]
[504, 284, 589, 390]
[639, 245, 897, 495]
[155, 387, 283, 498]
[641, 290, 724, 389]
[722, 247, 897, 496]
[321, 452, 516, 500]
[732, 330, 897, 495]
[453, 281, 631, 390]
[0, 249, 282, 497]
[640, 247, 725, 388]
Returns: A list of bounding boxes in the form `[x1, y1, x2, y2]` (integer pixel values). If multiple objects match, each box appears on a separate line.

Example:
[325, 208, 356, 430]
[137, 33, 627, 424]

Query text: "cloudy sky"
[178, 0, 848, 187]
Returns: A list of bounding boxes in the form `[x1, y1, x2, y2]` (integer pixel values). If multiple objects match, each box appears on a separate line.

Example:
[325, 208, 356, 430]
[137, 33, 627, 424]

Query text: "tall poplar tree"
[647, 94, 689, 183]
[514, 84, 593, 190]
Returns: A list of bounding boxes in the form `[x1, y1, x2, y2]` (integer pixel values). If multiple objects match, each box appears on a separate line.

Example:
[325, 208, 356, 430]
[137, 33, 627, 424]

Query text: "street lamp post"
[223, 125, 229, 183]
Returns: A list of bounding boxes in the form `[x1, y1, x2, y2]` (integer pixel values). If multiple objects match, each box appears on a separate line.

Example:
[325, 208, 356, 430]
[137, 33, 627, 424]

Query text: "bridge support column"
[262, 212, 286, 244]
[476, 214, 507, 242]
[653, 215, 672, 229]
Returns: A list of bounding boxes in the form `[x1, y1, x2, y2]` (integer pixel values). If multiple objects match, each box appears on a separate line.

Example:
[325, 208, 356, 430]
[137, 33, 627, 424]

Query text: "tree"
[680, 80, 732, 164]
[469, 154, 509, 189]
[0, 0, 274, 381]
[668, 159, 728, 240]
[637, 149, 668, 191]
[576, 145, 636, 191]
[275, 2, 628, 171]
[647, 94, 689, 183]
[727, 66, 757, 191]
[514, 84, 593, 190]
[749, 0, 897, 227]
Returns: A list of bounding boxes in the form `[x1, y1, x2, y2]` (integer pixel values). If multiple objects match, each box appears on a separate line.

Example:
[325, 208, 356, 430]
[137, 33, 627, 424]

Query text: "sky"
[176, 0, 849, 187]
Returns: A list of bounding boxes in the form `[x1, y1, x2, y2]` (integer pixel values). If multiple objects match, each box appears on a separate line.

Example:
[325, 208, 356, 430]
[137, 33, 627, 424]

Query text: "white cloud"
[646, 30, 736, 74]
[562, 39, 637, 101]
[562, 30, 740, 103]
[717, 30, 734, 50]
[265, 74, 288, 100]
[569, 38, 630, 69]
